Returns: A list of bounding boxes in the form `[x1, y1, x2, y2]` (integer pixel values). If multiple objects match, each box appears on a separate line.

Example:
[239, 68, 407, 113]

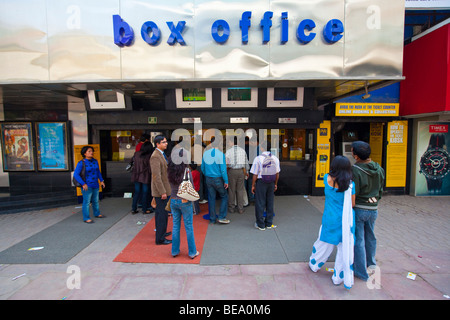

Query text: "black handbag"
[73, 160, 85, 187]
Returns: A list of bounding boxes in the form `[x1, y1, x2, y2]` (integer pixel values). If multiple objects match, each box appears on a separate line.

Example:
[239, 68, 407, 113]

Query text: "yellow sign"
[74, 144, 103, 196]
[369, 123, 383, 165]
[110, 131, 131, 137]
[386, 121, 408, 187]
[336, 103, 399, 117]
[315, 121, 331, 188]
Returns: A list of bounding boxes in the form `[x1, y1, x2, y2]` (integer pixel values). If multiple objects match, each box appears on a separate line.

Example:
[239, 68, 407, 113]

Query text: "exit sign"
[148, 117, 157, 124]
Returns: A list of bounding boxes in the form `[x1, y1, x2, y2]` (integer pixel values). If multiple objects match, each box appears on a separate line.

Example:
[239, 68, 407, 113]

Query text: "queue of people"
[74, 137, 384, 289]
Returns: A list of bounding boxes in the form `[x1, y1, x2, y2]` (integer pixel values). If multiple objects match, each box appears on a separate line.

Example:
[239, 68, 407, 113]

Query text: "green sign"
[148, 117, 157, 124]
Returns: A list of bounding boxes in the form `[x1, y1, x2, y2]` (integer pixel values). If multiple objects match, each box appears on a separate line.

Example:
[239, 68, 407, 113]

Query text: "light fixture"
[362, 81, 371, 99]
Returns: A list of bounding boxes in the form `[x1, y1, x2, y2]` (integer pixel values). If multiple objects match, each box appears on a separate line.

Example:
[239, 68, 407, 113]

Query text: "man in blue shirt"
[201, 137, 229, 224]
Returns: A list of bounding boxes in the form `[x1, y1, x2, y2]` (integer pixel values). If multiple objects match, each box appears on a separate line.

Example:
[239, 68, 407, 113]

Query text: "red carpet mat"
[114, 204, 209, 264]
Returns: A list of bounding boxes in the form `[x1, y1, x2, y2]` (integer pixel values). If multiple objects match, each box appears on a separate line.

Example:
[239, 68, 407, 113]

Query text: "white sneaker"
[266, 224, 277, 229]
[218, 219, 230, 224]
[254, 223, 265, 231]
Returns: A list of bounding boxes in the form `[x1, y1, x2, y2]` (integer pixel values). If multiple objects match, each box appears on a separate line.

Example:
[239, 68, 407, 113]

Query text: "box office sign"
[0, 0, 405, 82]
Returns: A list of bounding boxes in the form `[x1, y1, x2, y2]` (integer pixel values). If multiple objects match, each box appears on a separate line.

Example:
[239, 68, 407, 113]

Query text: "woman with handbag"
[131, 141, 154, 214]
[167, 148, 199, 259]
[73, 146, 106, 223]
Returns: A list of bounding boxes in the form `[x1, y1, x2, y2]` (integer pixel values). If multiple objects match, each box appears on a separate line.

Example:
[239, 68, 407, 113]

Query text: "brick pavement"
[0, 195, 449, 301]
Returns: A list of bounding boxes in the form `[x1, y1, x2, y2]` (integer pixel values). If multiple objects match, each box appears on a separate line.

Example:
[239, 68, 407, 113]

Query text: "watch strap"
[426, 178, 443, 192]
[428, 133, 445, 149]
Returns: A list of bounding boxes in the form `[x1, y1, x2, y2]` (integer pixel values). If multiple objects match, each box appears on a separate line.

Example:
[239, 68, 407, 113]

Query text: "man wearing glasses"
[150, 135, 172, 245]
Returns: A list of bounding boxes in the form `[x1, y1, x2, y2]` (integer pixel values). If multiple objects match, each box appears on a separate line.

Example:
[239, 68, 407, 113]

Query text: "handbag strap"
[183, 167, 190, 181]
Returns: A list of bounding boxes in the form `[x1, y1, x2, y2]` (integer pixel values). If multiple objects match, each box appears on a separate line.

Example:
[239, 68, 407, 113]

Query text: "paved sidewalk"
[0, 195, 449, 301]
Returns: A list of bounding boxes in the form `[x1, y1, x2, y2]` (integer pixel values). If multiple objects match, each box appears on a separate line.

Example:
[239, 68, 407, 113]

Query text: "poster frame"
[35, 122, 70, 171]
[0, 122, 35, 172]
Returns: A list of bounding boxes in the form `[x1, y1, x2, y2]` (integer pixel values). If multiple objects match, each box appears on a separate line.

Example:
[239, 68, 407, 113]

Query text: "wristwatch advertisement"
[417, 122, 450, 195]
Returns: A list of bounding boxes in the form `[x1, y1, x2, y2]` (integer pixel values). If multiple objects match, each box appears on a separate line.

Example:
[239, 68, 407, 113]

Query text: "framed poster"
[386, 121, 408, 188]
[0, 122, 35, 171]
[415, 122, 450, 195]
[36, 122, 69, 171]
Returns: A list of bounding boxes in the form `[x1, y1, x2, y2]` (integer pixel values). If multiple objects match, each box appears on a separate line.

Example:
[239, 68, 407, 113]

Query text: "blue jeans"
[354, 208, 378, 281]
[254, 179, 275, 228]
[81, 187, 100, 221]
[170, 198, 197, 257]
[205, 176, 228, 222]
[132, 182, 149, 212]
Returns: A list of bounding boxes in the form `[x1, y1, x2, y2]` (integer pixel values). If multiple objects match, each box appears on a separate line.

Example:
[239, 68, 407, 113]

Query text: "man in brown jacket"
[150, 135, 172, 245]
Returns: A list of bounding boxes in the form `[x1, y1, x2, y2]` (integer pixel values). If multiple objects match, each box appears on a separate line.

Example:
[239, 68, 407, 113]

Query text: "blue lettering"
[297, 19, 316, 44]
[166, 21, 186, 45]
[281, 12, 288, 44]
[260, 11, 273, 43]
[141, 21, 160, 46]
[113, 15, 134, 47]
[211, 19, 230, 44]
[240, 11, 252, 44]
[112, 13, 344, 48]
[323, 19, 343, 43]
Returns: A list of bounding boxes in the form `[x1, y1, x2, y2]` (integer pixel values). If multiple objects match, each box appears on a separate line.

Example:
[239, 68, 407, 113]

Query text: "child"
[190, 162, 201, 215]
[308, 156, 356, 289]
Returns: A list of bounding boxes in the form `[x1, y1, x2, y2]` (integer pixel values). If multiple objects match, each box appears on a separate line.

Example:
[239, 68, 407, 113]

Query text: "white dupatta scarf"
[342, 183, 354, 289]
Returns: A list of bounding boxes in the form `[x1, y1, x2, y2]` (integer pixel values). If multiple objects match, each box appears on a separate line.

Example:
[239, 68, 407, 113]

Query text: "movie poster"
[36, 122, 69, 171]
[416, 121, 450, 196]
[1, 123, 35, 171]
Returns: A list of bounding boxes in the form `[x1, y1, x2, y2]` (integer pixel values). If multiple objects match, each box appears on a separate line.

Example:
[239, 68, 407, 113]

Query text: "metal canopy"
[0, 78, 398, 109]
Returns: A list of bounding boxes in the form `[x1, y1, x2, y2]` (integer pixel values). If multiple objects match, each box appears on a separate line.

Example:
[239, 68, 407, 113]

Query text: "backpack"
[260, 153, 277, 183]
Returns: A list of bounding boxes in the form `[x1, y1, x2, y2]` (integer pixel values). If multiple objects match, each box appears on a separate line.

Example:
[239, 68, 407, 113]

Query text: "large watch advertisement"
[416, 121, 450, 196]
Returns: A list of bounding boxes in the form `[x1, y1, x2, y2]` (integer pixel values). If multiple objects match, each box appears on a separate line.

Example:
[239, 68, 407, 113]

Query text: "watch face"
[420, 147, 450, 179]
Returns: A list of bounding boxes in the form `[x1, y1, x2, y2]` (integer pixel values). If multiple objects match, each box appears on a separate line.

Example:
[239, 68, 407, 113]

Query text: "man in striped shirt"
[225, 138, 250, 214]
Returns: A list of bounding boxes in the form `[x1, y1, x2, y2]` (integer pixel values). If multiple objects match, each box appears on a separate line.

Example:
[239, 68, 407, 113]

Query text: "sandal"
[84, 219, 94, 224]
[190, 251, 200, 259]
[95, 214, 106, 218]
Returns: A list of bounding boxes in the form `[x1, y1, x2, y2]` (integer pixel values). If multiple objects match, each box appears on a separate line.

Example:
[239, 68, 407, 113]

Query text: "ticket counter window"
[279, 129, 313, 161]
[110, 130, 144, 161]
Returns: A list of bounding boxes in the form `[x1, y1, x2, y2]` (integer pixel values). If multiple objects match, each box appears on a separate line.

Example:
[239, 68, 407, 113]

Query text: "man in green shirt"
[351, 141, 385, 281]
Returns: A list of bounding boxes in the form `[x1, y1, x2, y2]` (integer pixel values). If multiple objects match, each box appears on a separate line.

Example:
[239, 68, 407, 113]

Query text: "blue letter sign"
[323, 19, 344, 43]
[296, 19, 316, 44]
[113, 15, 134, 46]
[240, 11, 252, 44]
[166, 21, 187, 45]
[211, 19, 230, 44]
[141, 21, 161, 46]
[112, 12, 344, 48]
[260, 11, 273, 43]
